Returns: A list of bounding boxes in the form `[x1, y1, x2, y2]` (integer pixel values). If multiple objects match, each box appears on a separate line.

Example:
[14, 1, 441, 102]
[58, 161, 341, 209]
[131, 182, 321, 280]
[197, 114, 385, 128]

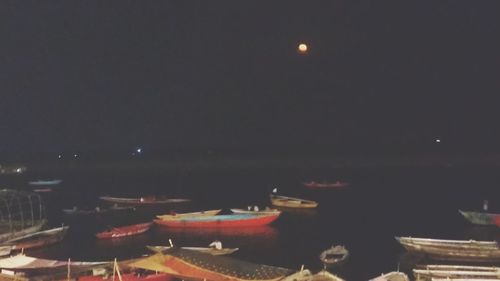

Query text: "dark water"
[2, 162, 500, 280]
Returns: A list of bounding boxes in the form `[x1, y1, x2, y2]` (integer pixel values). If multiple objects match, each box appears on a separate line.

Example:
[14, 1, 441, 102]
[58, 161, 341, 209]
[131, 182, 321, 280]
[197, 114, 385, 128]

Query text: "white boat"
[370, 271, 409, 281]
[413, 264, 500, 281]
[147, 245, 239, 255]
[28, 179, 62, 186]
[230, 208, 281, 215]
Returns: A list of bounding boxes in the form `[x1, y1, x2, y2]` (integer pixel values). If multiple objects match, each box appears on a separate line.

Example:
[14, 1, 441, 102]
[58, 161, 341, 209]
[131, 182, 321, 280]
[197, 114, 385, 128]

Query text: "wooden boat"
[154, 213, 280, 228]
[2, 226, 69, 251]
[0, 254, 108, 271]
[0, 219, 47, 243]
[281, 269, 345, 281]
[459, 210, 500, 225]
[28, 179, 62, 186]
[270, 194, 318, 208]
[396, 236, 500, 262]
[79, 272, 173, 281]
[319, 245, 349, 266]
[147, 245, 239, 255]
[96, 222, 153, 239]
[99, 196, 191, 206]
[413, 264, 500, 281]
[129, 248, 295, 281]
[156, 209, 221, 220]
[63, 205, 135, 216]
[370, 271, 409, 281]
[230, 208, 281, 215]
[303, 181, 350, 190]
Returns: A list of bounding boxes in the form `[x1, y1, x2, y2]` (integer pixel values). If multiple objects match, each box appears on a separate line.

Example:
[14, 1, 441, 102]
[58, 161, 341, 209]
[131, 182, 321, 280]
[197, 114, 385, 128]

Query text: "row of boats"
[389, 207, 500, 280]
[0, 244, 406, 281]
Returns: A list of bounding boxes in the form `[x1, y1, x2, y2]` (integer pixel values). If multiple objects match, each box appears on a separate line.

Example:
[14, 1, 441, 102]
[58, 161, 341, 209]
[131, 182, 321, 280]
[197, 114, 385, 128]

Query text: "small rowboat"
[96, 222, 153, 239]
[79, 272, 173, 281]
[396, 236, 500, 262]
[1, 226, 69, 251]
[281, 269, 345, 281]
[270, 194, 318, 209]
[154, 213, 280, 228]
[147, 245, 239, 255]
[99, 196, 191, 206]
[230, 208, 281, 216]
[28, 179, 63, 186]
[156, 209, 221, 220]
[303, 181, 350, 190]
[413, 264, 500, 280]
[459, 210, 500, 225]
[63, 205, 135, 216]
[319, 245, 349, 266]
[369, 271, 409, 281]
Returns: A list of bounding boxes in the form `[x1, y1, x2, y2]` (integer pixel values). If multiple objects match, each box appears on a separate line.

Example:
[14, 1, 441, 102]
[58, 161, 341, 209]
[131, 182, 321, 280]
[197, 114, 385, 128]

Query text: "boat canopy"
[0, 189, 46, 243]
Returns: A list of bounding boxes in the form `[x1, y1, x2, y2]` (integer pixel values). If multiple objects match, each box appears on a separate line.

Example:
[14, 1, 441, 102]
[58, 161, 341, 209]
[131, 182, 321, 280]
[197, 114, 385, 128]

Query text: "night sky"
[1, 1, 500, 157]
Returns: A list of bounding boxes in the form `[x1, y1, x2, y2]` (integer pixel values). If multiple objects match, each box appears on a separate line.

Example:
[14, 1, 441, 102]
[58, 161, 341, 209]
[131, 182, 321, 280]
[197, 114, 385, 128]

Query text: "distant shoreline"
[14, 152, 500, 173]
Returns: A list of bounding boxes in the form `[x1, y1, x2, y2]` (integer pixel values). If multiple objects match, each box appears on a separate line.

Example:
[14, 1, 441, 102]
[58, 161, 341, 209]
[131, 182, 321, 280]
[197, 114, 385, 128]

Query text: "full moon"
[298, 43, 308, 53]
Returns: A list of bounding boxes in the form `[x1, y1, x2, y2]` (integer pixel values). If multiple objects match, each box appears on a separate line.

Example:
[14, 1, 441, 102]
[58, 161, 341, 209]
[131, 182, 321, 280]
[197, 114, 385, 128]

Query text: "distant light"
[136, 148, 142, 154]
[16, 168, 22, 173]
[73, 154, 78, 158]
[435, 139, 441, 143]
[297, 43, 308, 54]
[58, 155, 62, 159]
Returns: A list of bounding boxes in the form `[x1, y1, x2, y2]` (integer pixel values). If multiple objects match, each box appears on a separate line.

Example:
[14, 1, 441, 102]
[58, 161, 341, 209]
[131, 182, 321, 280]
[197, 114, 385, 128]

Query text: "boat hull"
[156, 209, 221, 220]
[96, 222, 153, 239]
[459, 210, 499, 225]
[6, 226, 69, 251]
[396, 237, 500, 262]
[270, 195, 318, 209]
[303, 182, 350, 190]
[147, 246, 238, 255]
[99, 196, 191, 206]
[154, 214, 279, 228]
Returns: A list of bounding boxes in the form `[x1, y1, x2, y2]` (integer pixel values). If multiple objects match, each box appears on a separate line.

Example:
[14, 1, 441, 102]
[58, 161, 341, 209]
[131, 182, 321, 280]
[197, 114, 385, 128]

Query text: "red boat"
[79, 272, 173, 281]
[303, 181, 350, 189]
[154, 213, 280, 228]
[95, 222, 153, 239]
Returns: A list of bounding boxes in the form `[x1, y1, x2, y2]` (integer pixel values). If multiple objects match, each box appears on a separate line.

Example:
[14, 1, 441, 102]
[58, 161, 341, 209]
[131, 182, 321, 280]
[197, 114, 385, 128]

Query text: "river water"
[1, 160, 500, 280]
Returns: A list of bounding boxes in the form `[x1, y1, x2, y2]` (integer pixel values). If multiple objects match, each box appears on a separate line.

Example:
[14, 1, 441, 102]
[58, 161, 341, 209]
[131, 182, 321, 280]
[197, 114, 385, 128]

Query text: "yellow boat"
[270, 194, 318, 209]
[156, 209, 221, 220]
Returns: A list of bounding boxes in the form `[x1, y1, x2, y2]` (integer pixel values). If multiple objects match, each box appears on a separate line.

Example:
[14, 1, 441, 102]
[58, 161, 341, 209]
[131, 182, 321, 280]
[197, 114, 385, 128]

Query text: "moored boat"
[28, 179, 63, 186]
[96, 222, 153, 239]
[319, 245, 349, 266]
[459, 210, 499, 225]
[156, 209, 221, 220]
[63, 205, 135, 216]
[230, 208, 281, 215]
[99, 196, 191, 206]
[147, 245, 239, 255]
[270, 194, 318, 208]
[79, 272, 173, 281]
[281, 269, 345, 281]
[413, 264, 500, 281]
[0, 254, 109, 272]
[370, 271, 409, 281]
[2, 225, 69, 251]
[303, 181, 350, 190]
[154, 213, 280, 228]
[396, 236, 500, 262]
[130, 248, 295, 281]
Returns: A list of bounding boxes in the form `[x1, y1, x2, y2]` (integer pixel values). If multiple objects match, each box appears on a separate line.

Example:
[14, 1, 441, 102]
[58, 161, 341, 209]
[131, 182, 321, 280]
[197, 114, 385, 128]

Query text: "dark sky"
[1, 1, 500, 156]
